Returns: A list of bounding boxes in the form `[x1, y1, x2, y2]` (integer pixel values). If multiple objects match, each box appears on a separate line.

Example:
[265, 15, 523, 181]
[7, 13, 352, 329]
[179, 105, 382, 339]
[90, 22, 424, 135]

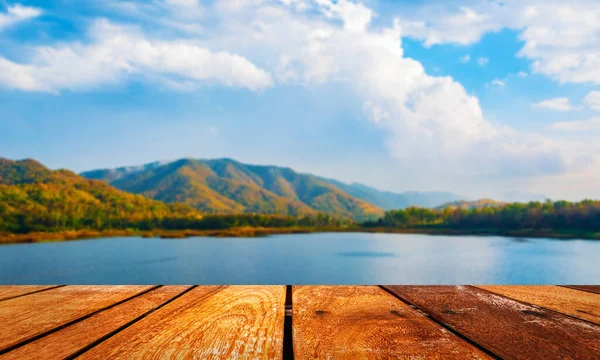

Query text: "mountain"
[82, 158, 384, 221]
[0, 158, 199, 233]
[319, 178, 464, 210]
[435, 199, 505, 210]
[500, 190, 548, 203]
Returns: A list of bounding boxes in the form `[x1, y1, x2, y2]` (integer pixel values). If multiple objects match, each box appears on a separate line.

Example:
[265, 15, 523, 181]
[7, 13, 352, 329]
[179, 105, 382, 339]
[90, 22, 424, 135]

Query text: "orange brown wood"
[2, 286, 191, 360]
[0, 285, 61, 301]
[292, 286, 491, 359]
[564, 285, 600, 294]
[0, 285, 152, 352]
[384, 285, 600, 360]
[0, 285, 599, 359]
[77, 286, 286, 360]
[476, 285, 600, 325]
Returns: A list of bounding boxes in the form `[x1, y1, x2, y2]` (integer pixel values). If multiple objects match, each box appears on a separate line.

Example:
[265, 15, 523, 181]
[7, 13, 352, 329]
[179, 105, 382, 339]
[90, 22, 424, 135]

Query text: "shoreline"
[1, 226, 598, 245]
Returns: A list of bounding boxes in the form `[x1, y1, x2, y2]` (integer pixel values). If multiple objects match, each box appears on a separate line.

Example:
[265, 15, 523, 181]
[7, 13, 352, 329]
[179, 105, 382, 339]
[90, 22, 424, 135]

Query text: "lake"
[0, 233, 598, 284]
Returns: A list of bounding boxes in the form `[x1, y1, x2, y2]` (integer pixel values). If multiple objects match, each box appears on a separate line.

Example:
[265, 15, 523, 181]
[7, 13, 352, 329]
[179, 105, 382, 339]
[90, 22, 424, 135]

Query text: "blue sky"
[1, 0, 599, 200]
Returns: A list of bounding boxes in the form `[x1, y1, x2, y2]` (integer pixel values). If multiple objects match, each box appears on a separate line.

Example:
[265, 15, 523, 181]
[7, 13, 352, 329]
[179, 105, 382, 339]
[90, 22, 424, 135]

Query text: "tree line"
[364, 200, 600, 232]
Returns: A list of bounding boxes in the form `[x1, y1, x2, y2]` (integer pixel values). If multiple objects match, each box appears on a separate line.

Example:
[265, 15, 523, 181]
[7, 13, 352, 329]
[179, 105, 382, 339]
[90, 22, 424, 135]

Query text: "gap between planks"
[66, 286, 197, 359]
[384, 285, 600, 359]
[0, 285, 160, 355]
[0, 285, 65, 302]
[379, 286, 502, 359]
[474, 285, 600, 326]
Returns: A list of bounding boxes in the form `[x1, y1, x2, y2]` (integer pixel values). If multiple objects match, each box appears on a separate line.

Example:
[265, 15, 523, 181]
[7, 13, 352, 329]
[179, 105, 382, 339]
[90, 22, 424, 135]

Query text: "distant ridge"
[318, 177, 464, 210]
[82, 158, 385, 221]
[435, 199, 505, 210]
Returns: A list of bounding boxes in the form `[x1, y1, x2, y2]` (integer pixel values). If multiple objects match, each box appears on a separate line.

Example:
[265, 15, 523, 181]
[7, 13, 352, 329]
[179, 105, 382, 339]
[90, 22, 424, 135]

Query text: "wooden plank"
[0, 285, 152, 352]
[385, 286, 600, 360]
[2, 286, 191, 360]
[477, 285, 600, 325]
[0, 286, 61, 301]
[564, 285, 600, 295]
[78, 286, 286, 359]
[292, 286, 491, 359]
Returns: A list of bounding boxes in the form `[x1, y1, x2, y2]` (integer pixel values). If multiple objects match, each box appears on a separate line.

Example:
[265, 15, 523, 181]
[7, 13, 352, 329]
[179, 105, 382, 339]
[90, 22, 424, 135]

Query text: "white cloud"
[551, 117, 600, 131]
[490, 78, 505, 87]
[477, 57, 488, 66]
[203, 0, 566, 177]
[460, 54, 470, 63]
[398, 5, 503, 47]
[518, 71, 528, 77]
[314, 0, 373, 32]
[0, 4, 41, 31]
[532, 97, 573, 111]
[0, 19, 273, 92]
[584, 90, 600, 111]
[396, 1, 600, 84]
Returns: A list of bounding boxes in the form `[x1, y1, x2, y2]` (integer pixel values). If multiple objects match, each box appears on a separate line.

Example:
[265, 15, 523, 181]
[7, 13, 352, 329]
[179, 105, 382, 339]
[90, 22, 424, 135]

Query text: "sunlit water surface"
[1, 233, 598, 284]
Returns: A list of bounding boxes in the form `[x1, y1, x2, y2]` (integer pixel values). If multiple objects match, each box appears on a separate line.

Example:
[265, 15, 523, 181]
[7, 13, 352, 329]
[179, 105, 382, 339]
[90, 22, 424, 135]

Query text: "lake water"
[1, 233, 599, 284]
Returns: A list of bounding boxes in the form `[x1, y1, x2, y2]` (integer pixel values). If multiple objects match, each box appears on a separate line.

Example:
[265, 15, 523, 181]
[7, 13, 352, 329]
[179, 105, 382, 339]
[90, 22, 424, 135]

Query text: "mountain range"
[2, 156, 550, 224]
[81, 158, 466, 221]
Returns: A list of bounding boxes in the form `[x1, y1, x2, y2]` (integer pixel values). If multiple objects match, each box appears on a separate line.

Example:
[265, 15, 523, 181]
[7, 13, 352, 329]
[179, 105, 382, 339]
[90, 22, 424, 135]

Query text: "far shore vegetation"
[2, 200, 600, 244]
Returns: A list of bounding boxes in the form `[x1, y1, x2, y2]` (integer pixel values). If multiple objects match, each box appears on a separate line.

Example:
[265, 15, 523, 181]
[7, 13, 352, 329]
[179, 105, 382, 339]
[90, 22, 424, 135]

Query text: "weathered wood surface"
[2, 286, 191, 360]
[1, 285, 599, 359]
[0, 285, 152, 352]
[292, 286, 491, 359]
[78, 286, 286, 360]
[384, 285, 600, 360]
[477, 285, 600, 325]
[0, 285, 60, 301]
[564, 285, 600, 295]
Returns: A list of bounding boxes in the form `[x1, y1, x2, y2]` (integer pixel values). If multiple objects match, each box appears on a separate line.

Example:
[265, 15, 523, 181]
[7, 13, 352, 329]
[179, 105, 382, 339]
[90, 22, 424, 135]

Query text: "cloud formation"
[0, 19, 272, 92]
[490, 79, 505, 87]
[584, 91, 600, 111]
[0, 4, 40, 31]
[532, 97, 573, 111]
[551, 117, 600, 131]
[396, 0, 600, 84]
[200, 0, 566, 177]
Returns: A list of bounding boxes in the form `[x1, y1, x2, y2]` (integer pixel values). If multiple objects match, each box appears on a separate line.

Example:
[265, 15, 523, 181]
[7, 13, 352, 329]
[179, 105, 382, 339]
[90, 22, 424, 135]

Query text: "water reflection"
[336, 251, 396, 257]
[0, 233, 598, 284]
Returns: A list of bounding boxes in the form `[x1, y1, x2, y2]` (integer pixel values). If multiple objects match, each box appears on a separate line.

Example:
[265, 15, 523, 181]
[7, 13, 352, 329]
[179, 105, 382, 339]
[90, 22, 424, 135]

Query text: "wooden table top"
[0, 285, 598, 359]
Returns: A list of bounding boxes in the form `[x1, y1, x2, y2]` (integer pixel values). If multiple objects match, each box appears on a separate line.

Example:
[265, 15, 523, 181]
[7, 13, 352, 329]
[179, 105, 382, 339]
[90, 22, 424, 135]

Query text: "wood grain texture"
[0, 286, 60, 301]
[385, 286, 600, 360]
[292, 286, 491, 360]
[0, 285, 151, 352]
[564, 285, 600, 295]
[477, 285, 600, 325]
[2, 286, 191, 360]
[78, 286, 286, 360]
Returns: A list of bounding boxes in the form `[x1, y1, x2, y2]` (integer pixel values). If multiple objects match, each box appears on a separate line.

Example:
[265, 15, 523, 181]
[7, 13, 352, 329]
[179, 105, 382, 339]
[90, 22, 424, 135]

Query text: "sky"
[0, 0, 599, 201]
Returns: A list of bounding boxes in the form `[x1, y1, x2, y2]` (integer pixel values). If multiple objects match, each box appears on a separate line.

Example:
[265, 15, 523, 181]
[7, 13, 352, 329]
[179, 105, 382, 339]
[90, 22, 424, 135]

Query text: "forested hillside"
[0, 158, 201, 233]
[82, 158, 384, 221]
